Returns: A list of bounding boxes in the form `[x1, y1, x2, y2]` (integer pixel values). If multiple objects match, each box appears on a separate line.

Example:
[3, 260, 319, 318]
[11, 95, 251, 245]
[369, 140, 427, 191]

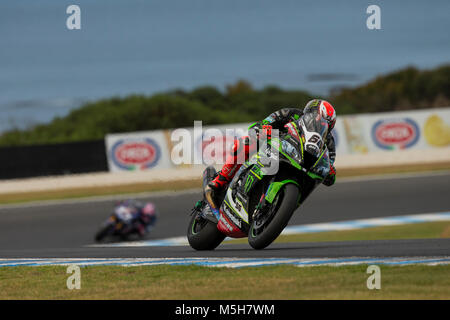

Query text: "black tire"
[95, 224, 113, 242]
[248, 183, 299, 250]
[187, 214, 226, 251]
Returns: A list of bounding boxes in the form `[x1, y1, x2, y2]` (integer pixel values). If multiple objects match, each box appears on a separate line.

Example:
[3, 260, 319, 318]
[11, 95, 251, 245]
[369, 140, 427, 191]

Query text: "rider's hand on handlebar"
[261, 125, 272, 140]
[323, 164, 336, 186]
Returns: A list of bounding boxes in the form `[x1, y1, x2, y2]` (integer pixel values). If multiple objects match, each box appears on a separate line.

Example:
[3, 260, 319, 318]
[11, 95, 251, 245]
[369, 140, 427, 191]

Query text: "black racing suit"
[249, 108, 336, 186]
[210, 107, 337, 190]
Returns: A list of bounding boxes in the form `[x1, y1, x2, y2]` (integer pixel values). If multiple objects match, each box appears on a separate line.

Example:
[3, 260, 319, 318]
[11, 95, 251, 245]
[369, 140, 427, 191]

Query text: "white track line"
[0, 256, 448, 268]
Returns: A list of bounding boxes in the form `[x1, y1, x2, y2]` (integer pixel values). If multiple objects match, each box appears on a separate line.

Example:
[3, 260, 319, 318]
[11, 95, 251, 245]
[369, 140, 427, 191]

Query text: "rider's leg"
[209, 136, 256, 190]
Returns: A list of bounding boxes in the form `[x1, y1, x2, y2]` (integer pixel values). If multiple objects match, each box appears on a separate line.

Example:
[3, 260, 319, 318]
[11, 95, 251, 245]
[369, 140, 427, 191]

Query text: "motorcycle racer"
[118, 200, 158, 237]
[207, 99, 337, 201]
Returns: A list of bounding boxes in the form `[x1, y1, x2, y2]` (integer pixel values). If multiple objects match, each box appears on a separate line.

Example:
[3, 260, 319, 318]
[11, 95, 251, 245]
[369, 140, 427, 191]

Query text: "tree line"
[0, 64, 448, 146]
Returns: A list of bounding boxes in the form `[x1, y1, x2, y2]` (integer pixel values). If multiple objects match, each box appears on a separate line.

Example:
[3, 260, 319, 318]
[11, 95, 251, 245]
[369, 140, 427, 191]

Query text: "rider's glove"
[249, 125, 272, 142]
[261, 125, 272, 139]
[323, 164, 336, 187]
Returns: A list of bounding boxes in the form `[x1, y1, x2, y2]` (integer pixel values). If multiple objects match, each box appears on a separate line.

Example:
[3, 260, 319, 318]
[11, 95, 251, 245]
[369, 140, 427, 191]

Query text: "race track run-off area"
[0, 172, 449, 267]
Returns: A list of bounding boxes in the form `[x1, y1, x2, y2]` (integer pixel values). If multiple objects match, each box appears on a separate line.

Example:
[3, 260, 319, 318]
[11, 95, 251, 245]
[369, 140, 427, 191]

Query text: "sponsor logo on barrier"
[111, 138, 161, 170]
[372, 118, 419, 150]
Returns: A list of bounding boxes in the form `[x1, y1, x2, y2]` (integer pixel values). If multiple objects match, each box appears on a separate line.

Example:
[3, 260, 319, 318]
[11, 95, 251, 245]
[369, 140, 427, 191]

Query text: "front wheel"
[95, 223, 114, 242]
[248, 184, 299, 250]
[187, 214, 226, 251]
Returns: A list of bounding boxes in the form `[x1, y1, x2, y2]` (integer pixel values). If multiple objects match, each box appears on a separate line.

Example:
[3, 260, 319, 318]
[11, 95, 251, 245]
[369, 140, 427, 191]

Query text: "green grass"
[0, 264, 448, 299]
[0, 222, 448, 300]
[228, 221, 450, 245]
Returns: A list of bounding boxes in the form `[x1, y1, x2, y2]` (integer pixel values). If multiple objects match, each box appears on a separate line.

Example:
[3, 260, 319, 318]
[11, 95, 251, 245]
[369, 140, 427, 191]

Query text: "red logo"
[111, 138, 161, 170]
[116, 143, 155, 164]
[372, 119, 419, 150]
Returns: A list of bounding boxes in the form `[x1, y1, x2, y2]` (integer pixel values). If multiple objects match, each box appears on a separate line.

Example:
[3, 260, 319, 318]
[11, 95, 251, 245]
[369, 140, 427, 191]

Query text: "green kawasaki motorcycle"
[188, 110, 332, 250]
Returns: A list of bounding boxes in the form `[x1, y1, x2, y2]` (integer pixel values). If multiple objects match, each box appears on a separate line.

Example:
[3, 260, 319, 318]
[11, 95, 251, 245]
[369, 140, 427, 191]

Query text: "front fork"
[190, 200, 204, 216]
[251, 177, 275, 221]
[190, 199, 219, 226]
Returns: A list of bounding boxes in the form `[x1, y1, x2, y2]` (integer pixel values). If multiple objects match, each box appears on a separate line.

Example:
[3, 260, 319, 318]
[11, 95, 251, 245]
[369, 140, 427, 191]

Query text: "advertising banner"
[332, 118, 350, 156]
[340, 107, 450, 154]
[105, 131, 172, 172]
[105, 107, 450, 172]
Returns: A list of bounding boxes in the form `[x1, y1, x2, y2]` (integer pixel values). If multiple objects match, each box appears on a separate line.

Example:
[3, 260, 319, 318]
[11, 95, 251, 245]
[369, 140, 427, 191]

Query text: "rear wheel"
[248, 184, 299, 249]
[187, 214, 226, 250]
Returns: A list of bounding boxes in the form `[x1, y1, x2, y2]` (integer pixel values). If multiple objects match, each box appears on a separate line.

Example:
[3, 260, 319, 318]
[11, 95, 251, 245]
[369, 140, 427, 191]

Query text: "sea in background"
[0, 0, 449, 133]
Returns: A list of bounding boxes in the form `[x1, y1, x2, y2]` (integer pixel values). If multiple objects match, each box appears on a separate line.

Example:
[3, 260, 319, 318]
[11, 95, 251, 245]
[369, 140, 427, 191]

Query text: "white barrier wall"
[1, 108, 448, 195]
[105, 122, 251, 171]
[336, 107, 450, 154]
[105, 107, 450, 172]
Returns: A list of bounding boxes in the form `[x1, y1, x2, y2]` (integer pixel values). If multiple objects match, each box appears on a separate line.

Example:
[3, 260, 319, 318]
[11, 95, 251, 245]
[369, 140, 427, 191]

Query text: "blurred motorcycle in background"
[95, 199, 157, 242]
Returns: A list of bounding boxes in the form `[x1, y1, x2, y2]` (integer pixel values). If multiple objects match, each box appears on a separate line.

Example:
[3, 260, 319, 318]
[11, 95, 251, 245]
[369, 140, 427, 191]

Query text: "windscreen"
[300, 110, 329, 141]
[296, 110, 329, 162]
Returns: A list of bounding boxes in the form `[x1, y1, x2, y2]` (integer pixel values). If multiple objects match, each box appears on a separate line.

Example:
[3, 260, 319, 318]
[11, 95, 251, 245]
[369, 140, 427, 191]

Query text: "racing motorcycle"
[95, 201, 156, 242]
[187, 110, 332, 250]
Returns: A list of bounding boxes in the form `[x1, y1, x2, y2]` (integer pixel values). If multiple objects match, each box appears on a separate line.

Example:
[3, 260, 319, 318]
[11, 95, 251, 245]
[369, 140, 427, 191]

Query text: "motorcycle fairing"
[265, 179, 300, 204]
[217, 153, 270, 237]
[217, 193, 247, 238]
[216, 116, 331, 238]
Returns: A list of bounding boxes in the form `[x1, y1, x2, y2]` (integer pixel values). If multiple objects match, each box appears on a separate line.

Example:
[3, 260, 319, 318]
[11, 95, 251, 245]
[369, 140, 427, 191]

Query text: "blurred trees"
[331, 64, 450, 113]
[0, 64, 448, 146]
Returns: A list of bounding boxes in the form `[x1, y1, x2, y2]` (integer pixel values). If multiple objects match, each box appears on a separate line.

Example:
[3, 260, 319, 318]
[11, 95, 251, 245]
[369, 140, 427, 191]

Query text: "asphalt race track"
[0, 172, 449, 259]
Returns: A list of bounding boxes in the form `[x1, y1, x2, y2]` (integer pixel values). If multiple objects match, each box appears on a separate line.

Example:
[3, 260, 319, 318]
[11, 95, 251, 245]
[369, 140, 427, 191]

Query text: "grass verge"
[335, 162, 450, 178]
[228, 221, 450, 245]
[0, 264, 448, 299]
[0, 179, 201, 205]
[0, 164, 449, 205]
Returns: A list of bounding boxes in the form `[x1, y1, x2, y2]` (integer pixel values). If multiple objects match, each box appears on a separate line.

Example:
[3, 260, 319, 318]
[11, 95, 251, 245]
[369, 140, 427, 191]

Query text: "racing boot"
[204, 136, 253, 208]
[205, 170, 230, 210]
